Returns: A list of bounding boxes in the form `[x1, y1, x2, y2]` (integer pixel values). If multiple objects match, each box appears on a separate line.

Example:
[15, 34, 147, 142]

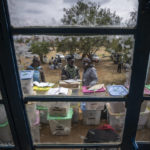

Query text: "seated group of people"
[49, 56, 62, 70]
[28, 55, 98, 87]
[61, 55, 98, 87]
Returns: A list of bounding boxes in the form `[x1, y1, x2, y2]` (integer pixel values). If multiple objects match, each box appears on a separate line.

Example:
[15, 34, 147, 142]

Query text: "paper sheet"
[88, 84, 105, 91]
[63, 79, 81, 84]
[33, 81, 54, 87]
[47, 87, 69, 95]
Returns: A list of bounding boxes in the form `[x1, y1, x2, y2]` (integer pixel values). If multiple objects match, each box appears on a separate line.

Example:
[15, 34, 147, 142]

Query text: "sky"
[7, 0, 138, 27]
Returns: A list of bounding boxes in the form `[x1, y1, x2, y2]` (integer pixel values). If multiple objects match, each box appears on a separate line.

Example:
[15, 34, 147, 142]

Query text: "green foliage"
[78, 37, 105, 57]
[29, 41, 50, 62]
[25, 39, 31, 44]
[16, 38, 24, 43]
[109, 38, 122, 53]
[107, 36, 133, 64]
[126, 10, 137, 27]
[58, 0, 121, 57]
[62, 0, 121, 26]
[56, 37, 78, 54]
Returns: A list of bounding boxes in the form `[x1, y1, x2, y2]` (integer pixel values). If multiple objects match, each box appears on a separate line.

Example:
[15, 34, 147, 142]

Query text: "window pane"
[36, 149, 86, 150]
[0, 104, 14, 145]
[36, 149, 82, 150]
[0, 90, 2, 99]
[144, 55, 150, 97]
[14, 35, 134, 98]
[7, 0, 138, 27]
[136, 101, 150, 141]
[26, 102, 125, 144]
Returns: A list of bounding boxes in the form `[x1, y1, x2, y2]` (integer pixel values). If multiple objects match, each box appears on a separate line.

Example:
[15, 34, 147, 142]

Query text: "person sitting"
[61, 55, 80, 80]
[82, 57, 98, 87]
[27, 56, 45, 82]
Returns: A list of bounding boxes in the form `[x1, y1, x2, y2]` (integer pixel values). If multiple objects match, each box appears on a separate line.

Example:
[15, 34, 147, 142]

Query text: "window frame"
[0, 0, 150, 150]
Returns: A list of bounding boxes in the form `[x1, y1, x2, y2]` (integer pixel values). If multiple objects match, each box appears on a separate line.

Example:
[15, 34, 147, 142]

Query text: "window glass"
[14, 35, 134, 98]
[26, 102, 125, 144]
[7, 0, 138, 27]
[136, 101, 150, 141]
[144, 55, 150, 97]
[0, 104, 14, 145]
[37, 149, 82, 150]
[0, 90, 2, 99]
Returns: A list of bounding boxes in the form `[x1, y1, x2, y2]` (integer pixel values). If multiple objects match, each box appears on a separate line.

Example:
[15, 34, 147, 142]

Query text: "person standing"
[82, 58, 98, 87]
[61, 55, 80, 80]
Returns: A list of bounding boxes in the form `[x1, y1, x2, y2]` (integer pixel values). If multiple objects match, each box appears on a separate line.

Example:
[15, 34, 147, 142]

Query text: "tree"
[126, 10, 137, 27]
[56, 37, 78, 54]
[78, 37, 105, 58]
[62, 0, 121, 26]
[29, 40, 50, 63]
[107, 36, 133, 64]
[58, 0, 121, 58]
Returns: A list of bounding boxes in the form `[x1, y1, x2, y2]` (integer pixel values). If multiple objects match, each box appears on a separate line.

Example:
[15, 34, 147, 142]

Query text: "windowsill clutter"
[10, 70, 149, 145]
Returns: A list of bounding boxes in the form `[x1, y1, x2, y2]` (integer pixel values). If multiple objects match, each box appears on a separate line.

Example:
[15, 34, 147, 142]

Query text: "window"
[0, 0, 150, 150]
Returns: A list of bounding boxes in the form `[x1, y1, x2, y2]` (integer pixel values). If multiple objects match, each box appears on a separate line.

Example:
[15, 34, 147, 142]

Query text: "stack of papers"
[88, 84, 105, 91]
[33, 81, 54, 87]
[63, 79, 81, 84]
[47, 87, 69, 95]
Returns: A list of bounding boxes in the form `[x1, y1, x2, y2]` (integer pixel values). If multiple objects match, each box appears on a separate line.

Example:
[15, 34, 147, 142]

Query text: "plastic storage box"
[146, 103, 150, 128]
[82, 109, 101, 125]
[26, 102, 37, 126]
[108, 102, 125, 113]
[86, 102, 105, 110]
[0, 121, 12, 144]
[30, 110, 40, 143]
[0, 105, 12, 144]
[47, 108, 73, 135]
[81, 103, 101, 125]
[48, 102, 70, 117]
[20, 70, 34, 95]
[37, 105, 48, 124]
[0, 105, 8, 124]
[106, 103, 150, 130]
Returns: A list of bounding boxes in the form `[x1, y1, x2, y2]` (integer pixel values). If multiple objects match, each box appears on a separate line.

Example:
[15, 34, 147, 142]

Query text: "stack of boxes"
[107, 102, 150, 130]
[26, 103, 40, 143]
[81, 102, 105, 125]
[47, 102, 73, 135]
[20, 70, 40, 142]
